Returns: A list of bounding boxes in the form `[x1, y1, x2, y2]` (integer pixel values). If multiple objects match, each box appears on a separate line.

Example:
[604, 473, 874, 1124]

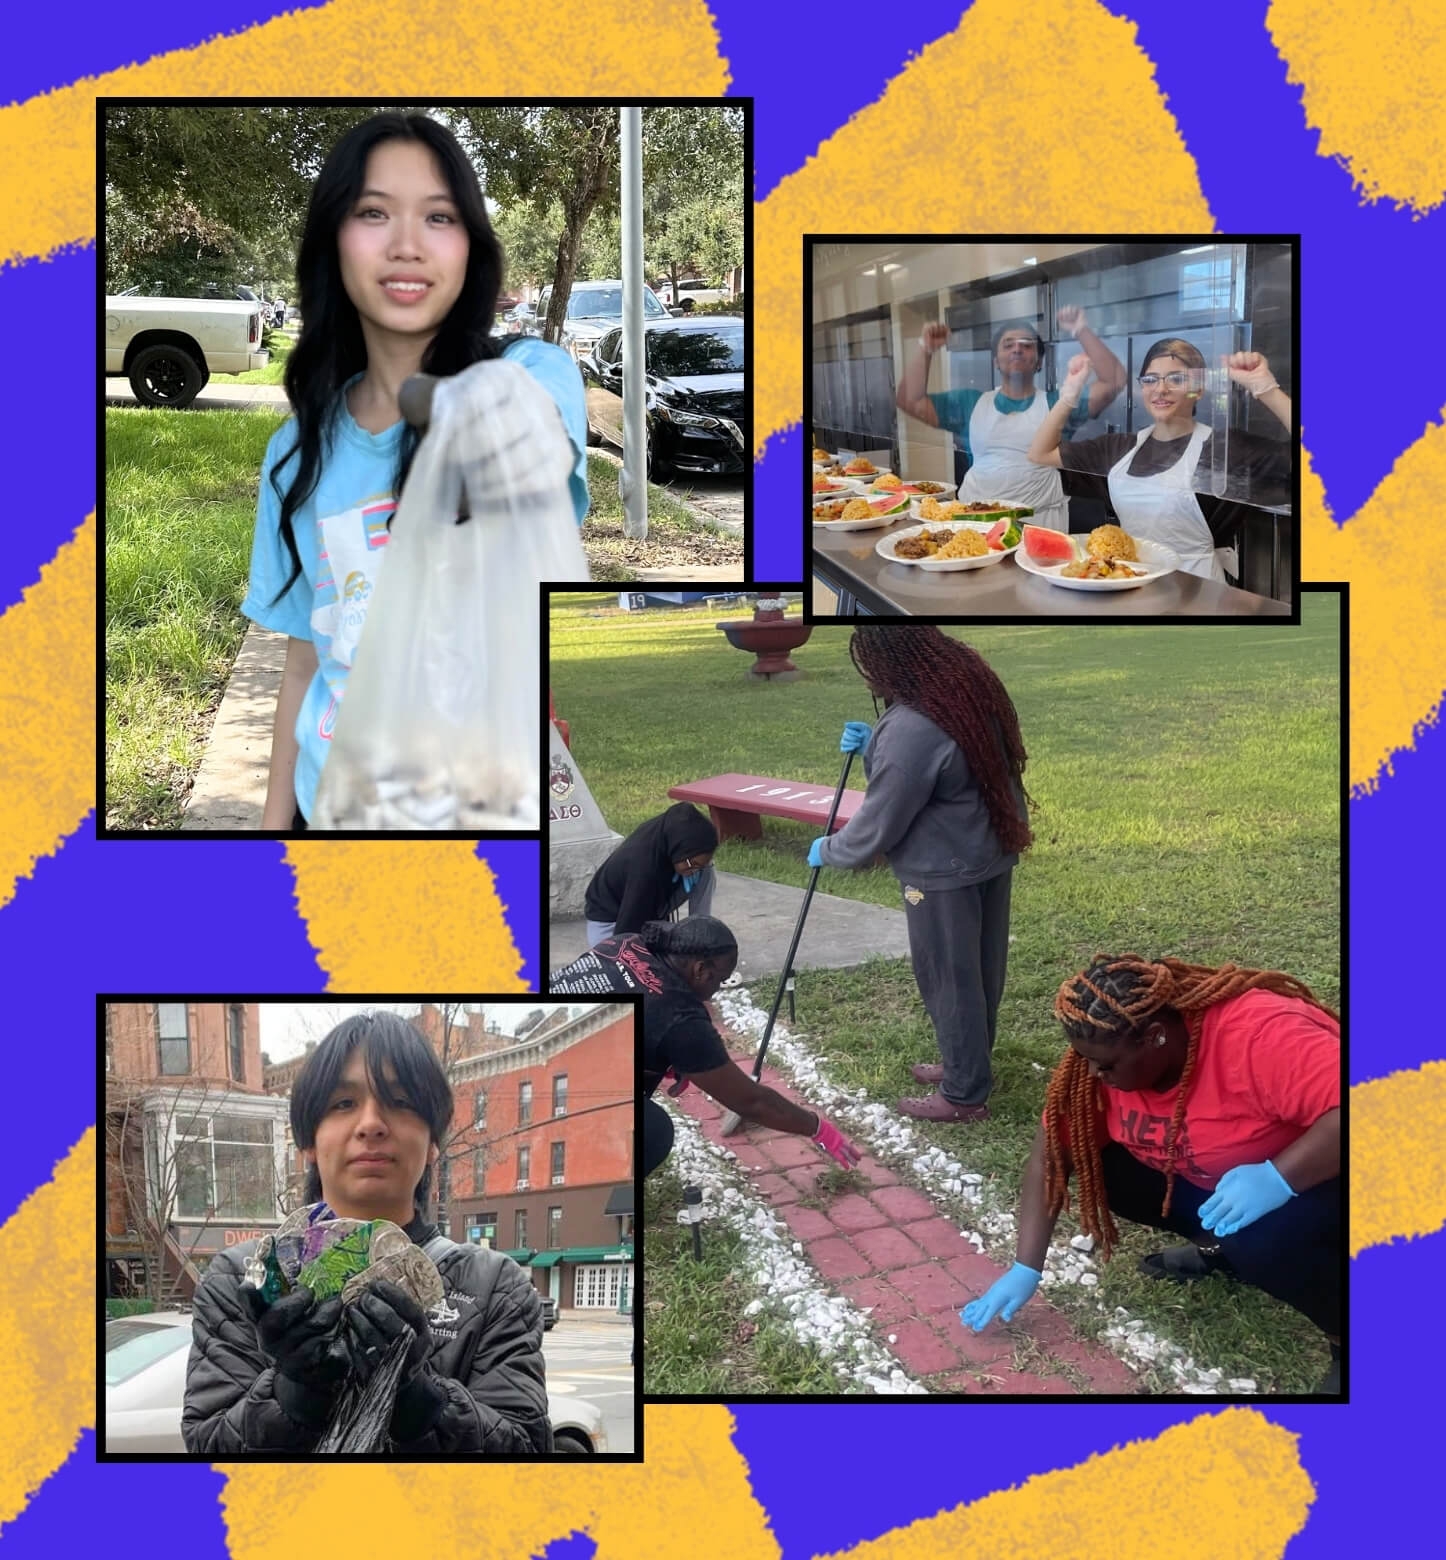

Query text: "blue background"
[13, 0, 1437, 1552]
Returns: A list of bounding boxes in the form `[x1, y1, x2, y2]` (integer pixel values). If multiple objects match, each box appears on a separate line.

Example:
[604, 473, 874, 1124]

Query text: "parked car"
[532, 279, 674, 359]
[540, 1294, 558, 1329]
[103, 1312, 604, 1453]
[580, 314, 746, 479]
[104, 294, 269, 408]
[656, 280, 729, 309]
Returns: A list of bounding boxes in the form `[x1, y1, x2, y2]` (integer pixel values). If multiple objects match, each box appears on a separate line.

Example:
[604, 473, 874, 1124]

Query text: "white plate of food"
[1013, 524, 1179, 590]
[874, 520, 1022, 570]
[835, 458, 890, 481]
[813, 494, 913, 532]
[811, 474, 867, 499]
[910, 496, 1035, 523]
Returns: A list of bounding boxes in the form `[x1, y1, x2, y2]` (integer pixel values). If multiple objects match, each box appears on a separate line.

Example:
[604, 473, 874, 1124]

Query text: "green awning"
[531, 1251, 562, 1268]
[499, 1248, 533, 1263]
[557, 1245, 633, 1263]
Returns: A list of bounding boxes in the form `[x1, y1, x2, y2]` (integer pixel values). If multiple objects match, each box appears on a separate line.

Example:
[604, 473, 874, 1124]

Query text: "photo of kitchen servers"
[808, 238, 1297, 619]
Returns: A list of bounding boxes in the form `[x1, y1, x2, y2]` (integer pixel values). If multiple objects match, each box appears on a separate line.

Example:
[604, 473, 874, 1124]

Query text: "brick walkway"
[671, 1055, 1139, 1395]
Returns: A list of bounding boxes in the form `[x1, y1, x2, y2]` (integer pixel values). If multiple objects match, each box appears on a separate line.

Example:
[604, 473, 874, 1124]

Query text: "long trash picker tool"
[719, 748, 856, 1137]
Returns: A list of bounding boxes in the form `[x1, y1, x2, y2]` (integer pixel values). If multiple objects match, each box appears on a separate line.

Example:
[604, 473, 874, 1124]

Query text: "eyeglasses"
[1137, 372, 1194, 390]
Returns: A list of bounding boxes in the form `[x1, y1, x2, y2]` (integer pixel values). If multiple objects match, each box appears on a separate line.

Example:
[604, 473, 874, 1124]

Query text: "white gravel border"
[661, 1105, 926, 1394]
[712, 985, 1256, 1396]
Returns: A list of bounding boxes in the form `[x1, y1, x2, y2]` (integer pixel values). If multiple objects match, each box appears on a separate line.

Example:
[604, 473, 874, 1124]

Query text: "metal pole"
[619, 106, 648, 541]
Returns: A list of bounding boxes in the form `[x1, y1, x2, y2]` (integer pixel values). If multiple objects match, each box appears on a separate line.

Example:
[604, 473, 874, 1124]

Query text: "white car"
[104, 1311, 604, 1454]
[104, 295, 270, 408]
[532, 279, 674, 360]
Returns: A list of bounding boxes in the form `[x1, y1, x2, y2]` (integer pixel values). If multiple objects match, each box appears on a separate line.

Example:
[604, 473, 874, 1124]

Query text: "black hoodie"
[583, 803, 719, 933]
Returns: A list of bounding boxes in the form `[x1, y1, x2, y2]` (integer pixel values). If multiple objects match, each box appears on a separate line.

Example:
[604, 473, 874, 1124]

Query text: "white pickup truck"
[104, 295, 270, 408]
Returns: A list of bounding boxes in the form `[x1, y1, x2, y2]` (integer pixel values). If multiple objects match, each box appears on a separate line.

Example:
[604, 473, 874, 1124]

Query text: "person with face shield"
[895, 310, 1126, 532]
[1027, 340, 1293, 580]
[583, 802, 719, 946]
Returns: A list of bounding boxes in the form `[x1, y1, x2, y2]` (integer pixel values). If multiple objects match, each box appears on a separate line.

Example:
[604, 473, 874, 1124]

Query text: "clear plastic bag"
[312, 357, 589, 830]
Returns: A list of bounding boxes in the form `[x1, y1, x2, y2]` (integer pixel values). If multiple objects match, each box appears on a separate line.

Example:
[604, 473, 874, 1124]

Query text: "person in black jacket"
[584, 802, 718, 945]
[182, 1011, 551, 1455]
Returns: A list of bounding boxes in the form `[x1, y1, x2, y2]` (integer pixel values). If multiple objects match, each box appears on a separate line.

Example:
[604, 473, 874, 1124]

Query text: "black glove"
[343, 1279, 432, 1387]
[243, 1285, 348, 1427]
[344, 1279, 445, 1442]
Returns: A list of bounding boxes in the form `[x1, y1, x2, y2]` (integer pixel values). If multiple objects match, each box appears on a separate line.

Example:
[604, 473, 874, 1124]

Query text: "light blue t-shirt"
[929, 387, 1090, 462]
[240, 338, 588, 823]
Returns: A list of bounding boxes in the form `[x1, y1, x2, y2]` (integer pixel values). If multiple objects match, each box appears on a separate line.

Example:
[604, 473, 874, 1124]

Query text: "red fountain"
[716, 595, 813, 681]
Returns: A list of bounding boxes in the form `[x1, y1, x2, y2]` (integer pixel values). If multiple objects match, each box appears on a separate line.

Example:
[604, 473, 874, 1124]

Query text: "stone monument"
[548, 720, 621, 916]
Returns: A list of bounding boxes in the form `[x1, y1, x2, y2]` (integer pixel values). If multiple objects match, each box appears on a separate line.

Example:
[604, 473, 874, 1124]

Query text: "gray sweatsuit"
[819, 702, 1023, 1106]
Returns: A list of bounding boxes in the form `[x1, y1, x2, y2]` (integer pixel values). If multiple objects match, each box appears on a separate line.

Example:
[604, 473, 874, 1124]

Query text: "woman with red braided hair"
[961, 953, 1342, 1392]
[810, 625, 1031, 1123]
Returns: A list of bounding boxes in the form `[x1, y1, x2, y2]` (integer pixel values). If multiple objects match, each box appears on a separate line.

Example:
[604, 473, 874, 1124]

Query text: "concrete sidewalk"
[548, 869, 912, 979]
[182, 623, 285, 829]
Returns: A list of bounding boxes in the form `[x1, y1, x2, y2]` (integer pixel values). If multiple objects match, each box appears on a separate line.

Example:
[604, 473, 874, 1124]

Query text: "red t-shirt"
[1047, 988, 1340, 1190]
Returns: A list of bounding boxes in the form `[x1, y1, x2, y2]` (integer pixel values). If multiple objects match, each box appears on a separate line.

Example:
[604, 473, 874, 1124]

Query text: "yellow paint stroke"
[754, 0, 1213, 459]
[817, 1409, 1312, 1560]
[0, 1130, 94, 1536]
[216, 1405, 781, 1560]
[286, 842, 528, 991]
[1351, 1060, 1446, 1255]
[1268, 0, 1446, 215]
[0, 513, 95, 913]
[0, 0, 728, 266]
[1298, 423, 1446, 793]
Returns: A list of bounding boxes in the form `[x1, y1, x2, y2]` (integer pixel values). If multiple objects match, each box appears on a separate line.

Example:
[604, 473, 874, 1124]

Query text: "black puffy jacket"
[181, 1220, 552, 1454]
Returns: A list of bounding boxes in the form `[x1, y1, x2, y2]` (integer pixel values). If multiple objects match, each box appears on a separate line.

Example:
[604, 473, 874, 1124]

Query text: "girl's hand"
[1059, 352, 1092, 405]
[1056, 305, 1089, 337]
[920, 322, 950, 354]
[1223, 351, 1278, 397]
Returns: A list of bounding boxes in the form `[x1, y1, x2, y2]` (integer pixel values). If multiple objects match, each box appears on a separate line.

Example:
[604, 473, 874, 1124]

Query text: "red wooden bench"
[667, 772, 866, 843]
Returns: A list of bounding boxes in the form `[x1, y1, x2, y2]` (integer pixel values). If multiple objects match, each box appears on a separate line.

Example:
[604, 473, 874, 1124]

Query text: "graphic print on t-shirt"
[1113, 1107, 1210, 1184]
[310, 493, 395, 740]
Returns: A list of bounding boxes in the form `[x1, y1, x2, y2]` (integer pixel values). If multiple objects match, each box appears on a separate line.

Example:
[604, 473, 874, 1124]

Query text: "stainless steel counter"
[810, 521, 1292, 617]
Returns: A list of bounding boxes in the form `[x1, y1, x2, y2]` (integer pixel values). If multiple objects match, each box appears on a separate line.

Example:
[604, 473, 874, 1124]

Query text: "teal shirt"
[928, 387, 1091, 462]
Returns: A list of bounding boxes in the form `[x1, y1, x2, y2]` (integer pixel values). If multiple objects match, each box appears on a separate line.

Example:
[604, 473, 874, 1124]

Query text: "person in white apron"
[895, 311, 1125, 532]
[1028, 340, 1293, 579]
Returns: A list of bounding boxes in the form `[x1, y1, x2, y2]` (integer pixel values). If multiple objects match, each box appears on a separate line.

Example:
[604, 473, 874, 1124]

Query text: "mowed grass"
[644, 1163, 851, 1395]
[556, 598, 1342, 1393]
[105, 406, 287, 828]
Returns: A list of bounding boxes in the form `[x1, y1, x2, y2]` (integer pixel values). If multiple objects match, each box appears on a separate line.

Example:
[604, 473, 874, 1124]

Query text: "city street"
[544, 1316, 636, 1453]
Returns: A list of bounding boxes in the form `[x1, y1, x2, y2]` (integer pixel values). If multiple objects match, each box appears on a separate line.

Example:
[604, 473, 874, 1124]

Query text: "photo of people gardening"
[547, 591, 1342, 1398]
[103, 100, 745, 834]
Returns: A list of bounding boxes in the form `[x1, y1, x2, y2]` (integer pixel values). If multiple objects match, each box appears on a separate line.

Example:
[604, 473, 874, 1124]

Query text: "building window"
[550, 1141, 565, 1186]
[474, 1090, 487, 1130]
[473, 1146, 486, 1189]
[157, 1003, 190, 1076]
[515, 1208, 528, 1249]
[552, 1074, 568, 1117]
[518, 1080, 533, 1126]
[173, 1111, 276, 1220]
[548, 1206, 562, 1248]
[228, 1004, 245, 1082]
[516, 1145, 530, 1188]
[472, 1211, 498, 1248]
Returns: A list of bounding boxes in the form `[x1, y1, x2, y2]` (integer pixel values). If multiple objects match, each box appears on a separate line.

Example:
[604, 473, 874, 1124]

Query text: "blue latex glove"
[960, 1262, 1041, 1332]
[807, 837, 827, 868]
[840, 720, 873, 753]
[1198, 1160, 1296, 1236]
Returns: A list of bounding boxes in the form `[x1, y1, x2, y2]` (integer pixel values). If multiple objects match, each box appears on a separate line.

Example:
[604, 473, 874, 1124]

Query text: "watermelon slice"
[985, 519, 1022, 551]
[1022, 524, 1077, 563]
[868, 494, 910, 517]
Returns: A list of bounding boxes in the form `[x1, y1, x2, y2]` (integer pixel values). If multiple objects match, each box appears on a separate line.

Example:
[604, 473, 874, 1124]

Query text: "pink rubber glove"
[811, 1115, 862, 1169]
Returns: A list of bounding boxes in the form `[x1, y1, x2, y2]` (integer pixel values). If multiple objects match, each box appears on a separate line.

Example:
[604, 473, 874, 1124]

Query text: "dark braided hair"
[639, 917, 738, 961]
[1043, 954, 1338, 1259]
[849, 626, 1033, 854]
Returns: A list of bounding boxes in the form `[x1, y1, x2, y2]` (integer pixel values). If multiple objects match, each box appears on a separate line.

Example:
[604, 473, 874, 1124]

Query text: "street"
[544, 1316, 636, 1453]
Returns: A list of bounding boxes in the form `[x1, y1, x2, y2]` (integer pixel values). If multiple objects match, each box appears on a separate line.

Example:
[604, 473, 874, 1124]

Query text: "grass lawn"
[555, 598, 1342, 1393]
[105, 405, 287, 828]
[644, 1163, 848, 1394]
[581, 457, 743, 582]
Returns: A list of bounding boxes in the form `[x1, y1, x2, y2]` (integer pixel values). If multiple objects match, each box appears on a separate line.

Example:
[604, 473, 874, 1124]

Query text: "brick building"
[446, 1004, 635, 1317]
[104, 1001, 290, 1303]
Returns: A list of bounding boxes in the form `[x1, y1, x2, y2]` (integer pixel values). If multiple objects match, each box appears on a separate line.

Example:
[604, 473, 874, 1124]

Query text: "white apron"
[959, 389, 1068, 532]
[1105, 423, 1227, 581]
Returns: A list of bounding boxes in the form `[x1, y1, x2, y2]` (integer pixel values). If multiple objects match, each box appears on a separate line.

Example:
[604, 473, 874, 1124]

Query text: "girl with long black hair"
[241, 111, 590, 830]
